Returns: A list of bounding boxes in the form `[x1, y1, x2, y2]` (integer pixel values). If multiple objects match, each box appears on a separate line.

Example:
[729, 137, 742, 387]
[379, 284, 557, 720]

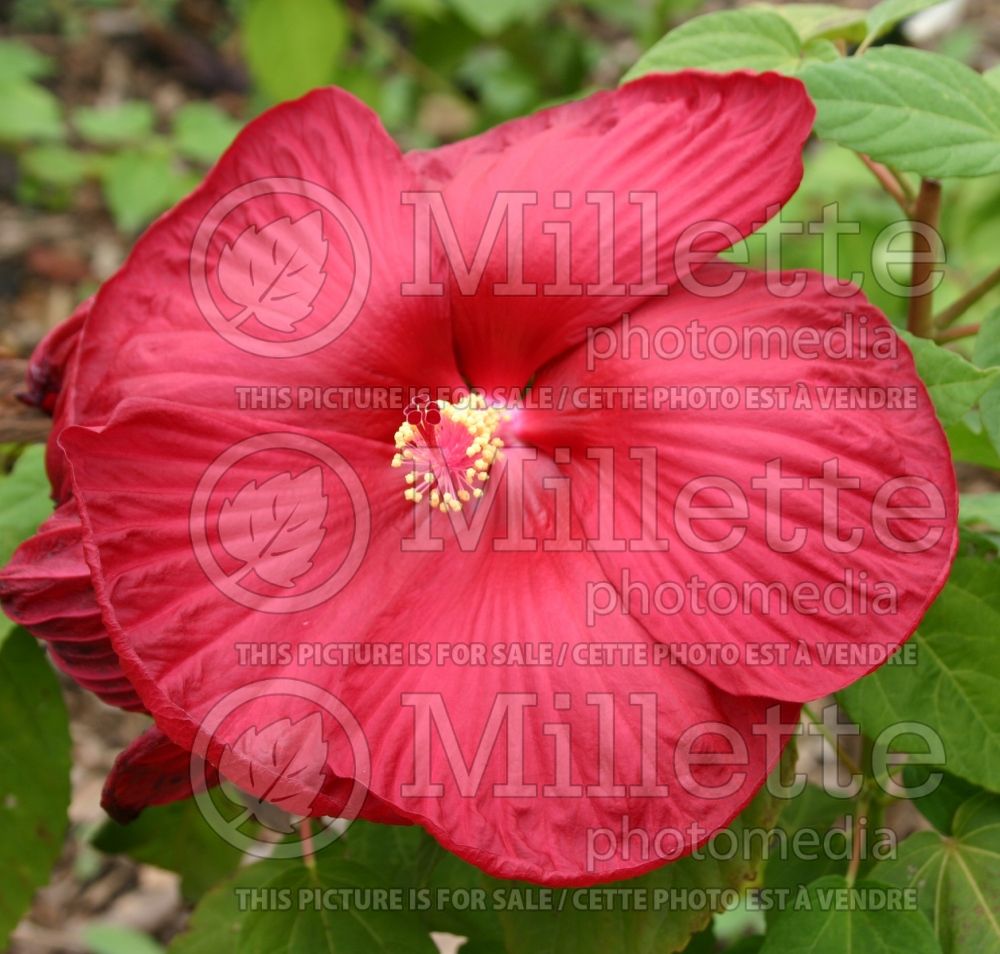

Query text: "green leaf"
[863, 0, 947, 49]
[382, 0, 446, 15]
[446, 0, 553, 35]
[243, 0, 348, 103]
[242, 859, 435, 953]
[0, 628, 72, 949]
[958, 502, 1000, 554]
[170, 853, 436, 954]
[838, 556, 1000, 792]
[756, 3, 867, 42]
[874, 794, 1000, 953]
[760, 875, 942, 953]
[802, 47, 1000, 178]
[338, 824, 506, 952]
[973, 307, 1000, 370]
[762, 784, 852, 925]
[681, 925, 718, 954]
[902, 764, 982, 834]
[956, 527, 1000, 559]
[801, 38, 840, 65]
[973, 307, 1000, 456]
[334, 818, 440, 882]
[776, 783, 849, 834]
[100, 149, 187, 233]
[0, 39, 53, 84]
[172, 102, 242, 166]
[986, 65, 1000, 93]
[623, 9, 807, 82]
[0, 446, 54, 567]
[456, 47, 540, 119]
[946, 417, 1000, 468]
[960, 493, 1000, 532]
[901, 331, 1000, 426]
[728, 938, 765, 954]
[20, 144, 89, 188]
[168, 859, 289, 954]
[92, 798, 246, 902]
[0, 81, 63, 142]
[74, 101, 155, 146]
[84, 924, 166, 954]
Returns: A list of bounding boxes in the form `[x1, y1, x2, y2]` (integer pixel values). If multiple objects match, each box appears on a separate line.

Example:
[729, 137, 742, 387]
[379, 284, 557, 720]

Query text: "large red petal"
[2, 299, 138, 710]
[5, 89, 464, 712]
[328, 541, 800, 884]
[0, 499, 141, 711]
[62, 399, 797, 883]
[67, 87, 460, 444]
[406, 71, 814, 391]
[516, 264, 957, 701]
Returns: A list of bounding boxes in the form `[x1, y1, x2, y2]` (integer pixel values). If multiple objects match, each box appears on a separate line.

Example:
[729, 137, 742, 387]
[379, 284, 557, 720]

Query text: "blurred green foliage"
[0, 0, 714, 231]
[2, 0, 998, 257]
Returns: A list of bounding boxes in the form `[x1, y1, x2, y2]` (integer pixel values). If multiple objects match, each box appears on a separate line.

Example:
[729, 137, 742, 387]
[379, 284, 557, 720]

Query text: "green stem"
[934, 263, 1000, 328]
[887, 163, 916, 203]
[299, 818, 317, 870]
[935, 323, 981, 344]
[846, 736, 875, 886]
[846, 796, 868, 886]
[907, 178, 942, 338]
[802, 703, 863, 780]
[858, 153, 912, 216]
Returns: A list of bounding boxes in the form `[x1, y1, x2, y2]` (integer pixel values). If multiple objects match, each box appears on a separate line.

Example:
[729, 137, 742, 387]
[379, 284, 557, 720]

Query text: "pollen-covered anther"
[392, 394, 507, 511]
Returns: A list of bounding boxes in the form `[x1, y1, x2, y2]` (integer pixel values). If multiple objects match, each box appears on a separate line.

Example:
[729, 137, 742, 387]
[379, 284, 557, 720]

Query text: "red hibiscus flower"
[1, 71, 956, 885]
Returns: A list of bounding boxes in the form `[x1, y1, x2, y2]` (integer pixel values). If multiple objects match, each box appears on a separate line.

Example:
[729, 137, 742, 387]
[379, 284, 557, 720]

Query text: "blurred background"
[0, 1, 998, 951]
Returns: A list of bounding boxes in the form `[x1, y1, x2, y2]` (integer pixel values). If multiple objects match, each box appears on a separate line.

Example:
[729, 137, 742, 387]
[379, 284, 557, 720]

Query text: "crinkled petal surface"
[407, 71, 814, 391]
[1, 85, 461, 722]
[516, 264, 957, 701]
[62, 400, 799, 884]
[0, 298, 142, 711]
[1, 71, 958, 879]
[66, 86, 461, 442]
[0, 499, 142, 710]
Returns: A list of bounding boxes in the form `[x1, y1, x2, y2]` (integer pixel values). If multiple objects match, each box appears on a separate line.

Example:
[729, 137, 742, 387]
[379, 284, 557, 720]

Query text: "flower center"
[392, 394, 506, 511]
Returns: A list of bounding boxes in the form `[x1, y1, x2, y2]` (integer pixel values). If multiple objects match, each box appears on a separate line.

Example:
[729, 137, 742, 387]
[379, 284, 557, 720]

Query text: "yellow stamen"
[391, 394, 508, 511]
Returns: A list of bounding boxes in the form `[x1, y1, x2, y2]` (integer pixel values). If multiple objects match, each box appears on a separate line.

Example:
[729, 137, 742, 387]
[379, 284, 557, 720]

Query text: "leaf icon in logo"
[218, 712, 329, 829]
[217, 210, 328, 333]
[218, 467, 327, 588]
